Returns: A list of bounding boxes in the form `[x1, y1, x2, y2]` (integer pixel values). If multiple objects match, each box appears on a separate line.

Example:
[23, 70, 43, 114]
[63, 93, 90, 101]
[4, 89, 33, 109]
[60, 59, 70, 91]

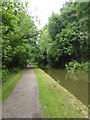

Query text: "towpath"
[2, 68, 41, 118]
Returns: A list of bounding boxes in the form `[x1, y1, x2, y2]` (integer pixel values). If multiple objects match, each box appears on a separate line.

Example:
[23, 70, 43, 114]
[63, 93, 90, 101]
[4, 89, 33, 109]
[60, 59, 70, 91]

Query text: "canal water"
[44, 68, 88, 105]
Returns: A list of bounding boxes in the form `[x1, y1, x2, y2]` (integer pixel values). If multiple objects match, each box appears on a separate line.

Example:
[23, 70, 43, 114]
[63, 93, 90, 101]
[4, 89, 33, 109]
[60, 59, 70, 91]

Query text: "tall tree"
[2, 1, 39, 68]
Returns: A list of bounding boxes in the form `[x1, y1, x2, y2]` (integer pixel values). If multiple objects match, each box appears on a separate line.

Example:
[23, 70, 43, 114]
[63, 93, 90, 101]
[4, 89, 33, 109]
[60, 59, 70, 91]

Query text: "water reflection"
[44, 68, 88, 105]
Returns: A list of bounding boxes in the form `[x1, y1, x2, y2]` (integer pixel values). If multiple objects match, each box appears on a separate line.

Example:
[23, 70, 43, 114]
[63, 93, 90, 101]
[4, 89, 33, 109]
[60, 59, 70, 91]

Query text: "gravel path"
[2, 68, 41, 118]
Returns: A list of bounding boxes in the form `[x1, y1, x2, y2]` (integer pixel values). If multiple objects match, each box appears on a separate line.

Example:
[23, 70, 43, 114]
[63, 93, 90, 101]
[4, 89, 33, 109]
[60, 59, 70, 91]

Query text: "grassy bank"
[34, 68, 88, 118]
[1, 70, 25, 101]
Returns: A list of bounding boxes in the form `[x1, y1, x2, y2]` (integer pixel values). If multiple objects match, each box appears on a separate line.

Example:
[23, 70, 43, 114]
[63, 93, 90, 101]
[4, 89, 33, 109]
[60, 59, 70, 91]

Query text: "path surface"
[2, 68, 41, 118]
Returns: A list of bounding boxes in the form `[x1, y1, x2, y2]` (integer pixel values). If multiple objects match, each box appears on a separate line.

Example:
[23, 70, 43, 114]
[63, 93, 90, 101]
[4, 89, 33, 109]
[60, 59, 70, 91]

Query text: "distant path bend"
[2, 68, 41, 118]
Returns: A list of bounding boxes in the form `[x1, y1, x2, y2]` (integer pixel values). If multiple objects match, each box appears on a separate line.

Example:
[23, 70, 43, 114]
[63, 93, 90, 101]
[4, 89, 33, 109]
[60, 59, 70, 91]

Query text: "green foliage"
[2, 1, 39, 69]
[38, 26, 51, 67]
[65, 61, 88, 82]
[77, 2, 90, 32]
[39, 1, 89, 68]
[48, 13, 62, 41]
[2, 1, 89, 69]
[65, 60, 88, 72]
[2, 69, 10, 83]
[2, 67, 21, 83]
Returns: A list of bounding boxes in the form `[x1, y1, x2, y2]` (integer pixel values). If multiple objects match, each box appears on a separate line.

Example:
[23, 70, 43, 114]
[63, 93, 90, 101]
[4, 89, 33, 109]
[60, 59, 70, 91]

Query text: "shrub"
[65, 60, 88, 72]
[10, 67, 20, 73]
[65, 60, 88, 81]
[2, 69, 10, 83]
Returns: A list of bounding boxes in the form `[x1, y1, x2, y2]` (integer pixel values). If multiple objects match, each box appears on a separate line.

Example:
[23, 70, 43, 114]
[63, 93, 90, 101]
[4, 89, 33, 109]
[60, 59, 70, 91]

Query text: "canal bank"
[34, 68, 88, 118]
[44, 68, 88, 105]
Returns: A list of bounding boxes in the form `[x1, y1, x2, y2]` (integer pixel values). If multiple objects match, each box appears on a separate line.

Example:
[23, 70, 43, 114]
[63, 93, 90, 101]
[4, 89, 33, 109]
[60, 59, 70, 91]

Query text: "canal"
[44, 68, 88, 105]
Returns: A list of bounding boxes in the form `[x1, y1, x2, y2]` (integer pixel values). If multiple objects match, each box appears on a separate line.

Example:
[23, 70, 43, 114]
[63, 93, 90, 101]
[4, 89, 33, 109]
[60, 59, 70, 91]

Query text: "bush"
[2, 69, 10, 83]
[65, 60, 88, 81]
[65, 60, 88, 72]
[2, 67, 21, 84]
[10, 67, 20, 73]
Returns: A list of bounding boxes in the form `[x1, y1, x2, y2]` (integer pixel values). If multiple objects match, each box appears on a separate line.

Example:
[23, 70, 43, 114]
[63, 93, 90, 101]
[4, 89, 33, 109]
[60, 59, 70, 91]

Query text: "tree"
[2, 1, 39, 68]
[39, 1, 89, 68]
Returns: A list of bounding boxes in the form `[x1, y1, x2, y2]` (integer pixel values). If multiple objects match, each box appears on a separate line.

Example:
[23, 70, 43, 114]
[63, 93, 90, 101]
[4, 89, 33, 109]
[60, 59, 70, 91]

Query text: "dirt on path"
[2, 68, 42, 118]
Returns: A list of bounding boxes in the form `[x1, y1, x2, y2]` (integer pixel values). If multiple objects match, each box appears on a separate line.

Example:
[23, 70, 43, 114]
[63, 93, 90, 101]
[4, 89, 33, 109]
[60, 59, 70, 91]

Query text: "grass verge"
[1, 70, 25, 101]
[34, 68, 88, 118]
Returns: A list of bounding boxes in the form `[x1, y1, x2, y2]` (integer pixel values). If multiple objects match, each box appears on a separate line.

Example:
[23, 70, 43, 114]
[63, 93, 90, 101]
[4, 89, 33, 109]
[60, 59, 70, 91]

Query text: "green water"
[44, 68, 88, 105]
